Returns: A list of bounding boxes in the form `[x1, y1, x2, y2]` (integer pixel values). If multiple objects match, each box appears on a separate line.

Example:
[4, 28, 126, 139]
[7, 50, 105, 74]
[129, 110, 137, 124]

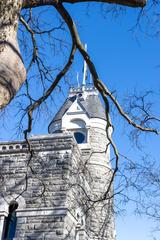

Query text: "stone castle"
[0, 83, 115, 239]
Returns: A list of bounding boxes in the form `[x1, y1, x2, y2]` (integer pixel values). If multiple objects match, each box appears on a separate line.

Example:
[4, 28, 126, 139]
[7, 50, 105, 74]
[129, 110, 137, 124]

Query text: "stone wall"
[0, 133, 85, 239]
[81, 126, 115, 240]
[0, 130, 115, 240]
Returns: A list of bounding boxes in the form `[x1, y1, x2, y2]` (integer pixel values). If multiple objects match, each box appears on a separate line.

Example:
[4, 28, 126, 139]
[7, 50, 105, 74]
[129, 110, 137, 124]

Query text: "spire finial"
[89, 73, 92, 85]
[82, 44, 87, 90]
[76, 72, 80, 88]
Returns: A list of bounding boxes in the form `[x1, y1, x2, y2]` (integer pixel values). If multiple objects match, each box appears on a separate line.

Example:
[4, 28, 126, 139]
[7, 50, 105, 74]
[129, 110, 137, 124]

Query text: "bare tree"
[1, 0, 155, 192]
[1, 0, 160, 239]
[0, 0, 146, 110]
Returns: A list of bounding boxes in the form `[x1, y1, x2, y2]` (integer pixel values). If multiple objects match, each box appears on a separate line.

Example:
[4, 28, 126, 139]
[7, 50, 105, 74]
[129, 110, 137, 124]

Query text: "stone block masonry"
[0, 133, 85, 239]
[0, 130, 115, 240]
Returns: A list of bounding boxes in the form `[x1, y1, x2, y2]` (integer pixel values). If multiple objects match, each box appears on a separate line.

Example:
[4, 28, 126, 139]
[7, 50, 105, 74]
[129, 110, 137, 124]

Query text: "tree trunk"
[0, 0, 26, 109]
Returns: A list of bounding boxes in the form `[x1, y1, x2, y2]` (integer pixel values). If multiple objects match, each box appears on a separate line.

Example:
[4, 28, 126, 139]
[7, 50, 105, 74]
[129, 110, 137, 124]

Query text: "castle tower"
[0, 87, 115, 239]
[49, 85, 115, 240]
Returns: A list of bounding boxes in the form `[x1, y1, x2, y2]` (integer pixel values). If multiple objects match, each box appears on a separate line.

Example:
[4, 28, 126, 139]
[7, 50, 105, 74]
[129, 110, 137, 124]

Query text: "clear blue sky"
[1, 3, 160, 240]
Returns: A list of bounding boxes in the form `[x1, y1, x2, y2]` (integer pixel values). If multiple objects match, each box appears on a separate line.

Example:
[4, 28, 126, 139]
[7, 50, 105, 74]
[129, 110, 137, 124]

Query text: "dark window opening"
[3, 200, 18, 240]
[78, 93, 82, 98]
[74, 132, 85, 144]
[22, 144, 27, 149]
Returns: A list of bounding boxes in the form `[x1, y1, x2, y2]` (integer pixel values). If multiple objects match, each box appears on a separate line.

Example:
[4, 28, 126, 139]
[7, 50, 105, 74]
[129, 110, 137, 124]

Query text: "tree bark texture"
[0, 0, 26, 109]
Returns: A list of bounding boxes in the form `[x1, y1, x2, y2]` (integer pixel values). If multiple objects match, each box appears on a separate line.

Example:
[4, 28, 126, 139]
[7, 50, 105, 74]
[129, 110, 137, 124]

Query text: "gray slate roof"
[49, 93, 106, 126]
[80, 95, 106, 120]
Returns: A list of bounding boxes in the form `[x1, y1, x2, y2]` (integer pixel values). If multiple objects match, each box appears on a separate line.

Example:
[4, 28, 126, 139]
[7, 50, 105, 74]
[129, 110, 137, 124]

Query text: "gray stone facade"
[0, 87, 115, 240]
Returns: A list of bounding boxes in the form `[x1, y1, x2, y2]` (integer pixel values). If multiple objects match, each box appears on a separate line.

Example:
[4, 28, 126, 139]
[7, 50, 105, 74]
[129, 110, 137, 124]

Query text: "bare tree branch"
[54, 2, 160, 135]
[23, 42, 76, 139]
[22, 0, 147, 9]
[20, 16, 38, 71]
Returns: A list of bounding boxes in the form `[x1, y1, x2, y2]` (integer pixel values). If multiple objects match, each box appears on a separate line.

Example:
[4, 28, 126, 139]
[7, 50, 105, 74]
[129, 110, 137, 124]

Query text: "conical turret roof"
[48, 87, 106, 133]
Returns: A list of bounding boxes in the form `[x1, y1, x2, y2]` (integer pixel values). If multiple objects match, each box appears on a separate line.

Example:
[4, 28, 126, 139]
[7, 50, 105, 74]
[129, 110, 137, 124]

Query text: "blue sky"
[1, 3, 160, 240]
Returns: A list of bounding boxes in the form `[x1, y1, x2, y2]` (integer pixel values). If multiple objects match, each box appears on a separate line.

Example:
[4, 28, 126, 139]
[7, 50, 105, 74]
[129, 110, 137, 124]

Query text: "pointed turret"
[48, 54, 115, 240]
[48, 86, 106, 137]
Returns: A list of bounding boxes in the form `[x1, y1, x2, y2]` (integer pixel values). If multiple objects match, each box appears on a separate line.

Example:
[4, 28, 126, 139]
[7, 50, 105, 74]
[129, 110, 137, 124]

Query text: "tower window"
[74, 132, 85, 144]
[3, 200, 18, 240]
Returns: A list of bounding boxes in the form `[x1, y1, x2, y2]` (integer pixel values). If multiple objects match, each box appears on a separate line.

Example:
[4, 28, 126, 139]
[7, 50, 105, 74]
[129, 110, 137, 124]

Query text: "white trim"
[0, 212, 8, 217]
[0, 215, 5, 240]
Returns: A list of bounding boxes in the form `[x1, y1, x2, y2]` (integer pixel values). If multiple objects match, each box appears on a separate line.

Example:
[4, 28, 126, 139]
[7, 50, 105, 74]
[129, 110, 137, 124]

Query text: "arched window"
[74, 132, 86, 144]
[70, 119, 88, 144]
[70, 119, 86, 129]
[3, 200, 18, 240]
